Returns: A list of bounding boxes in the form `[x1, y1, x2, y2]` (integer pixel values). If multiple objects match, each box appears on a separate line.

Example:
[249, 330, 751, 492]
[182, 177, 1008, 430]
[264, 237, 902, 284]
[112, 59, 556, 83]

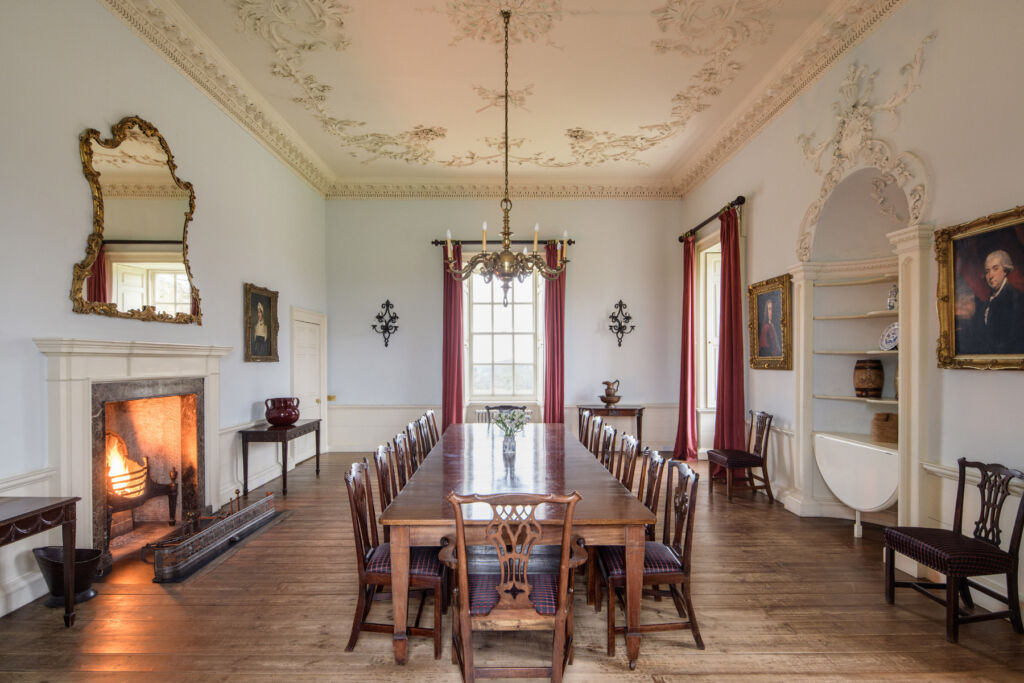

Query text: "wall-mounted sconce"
[371, 300, 399, 348]
[608, 300, 635, 347]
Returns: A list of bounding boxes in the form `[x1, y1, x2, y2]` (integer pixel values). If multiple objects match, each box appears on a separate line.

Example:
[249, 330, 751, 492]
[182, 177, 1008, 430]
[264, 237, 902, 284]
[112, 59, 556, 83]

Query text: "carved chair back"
[663, 461, 700, 573]
[425, 409, 440, 445]
[746, 410, 774, 460]
[372, 444, 396, 511]
[578, 409, 592, 443]
[639, 450, 667, 538]
[953, 458, 1024, 554]
[588, 416, 604, 455]
[392, 432, 412, 490]
[485, 405, 528, 424]
[614, 434, 640, 490]
[405, 422, 422, 471]
[417, 415, 434, 453]
[344, 459, 379, 577]
[599, 424, 618, 471]
[447, 491, 581, 618]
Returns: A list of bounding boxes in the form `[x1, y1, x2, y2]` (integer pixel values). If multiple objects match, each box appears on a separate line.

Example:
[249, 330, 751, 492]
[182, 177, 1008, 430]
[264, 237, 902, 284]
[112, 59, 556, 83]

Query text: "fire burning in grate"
[106, 433, 145, 498]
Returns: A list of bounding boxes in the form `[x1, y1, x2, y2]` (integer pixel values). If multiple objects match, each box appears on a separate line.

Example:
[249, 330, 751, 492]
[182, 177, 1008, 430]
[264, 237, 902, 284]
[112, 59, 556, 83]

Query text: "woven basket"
[871, 413, 898, 444]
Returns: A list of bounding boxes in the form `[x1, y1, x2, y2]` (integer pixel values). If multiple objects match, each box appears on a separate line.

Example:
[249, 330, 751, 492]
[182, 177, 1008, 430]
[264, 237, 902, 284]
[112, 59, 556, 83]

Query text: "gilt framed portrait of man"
[937, 205, 1024, 369]
[748, 274, 792, 370]
[244, 283, 279, 362]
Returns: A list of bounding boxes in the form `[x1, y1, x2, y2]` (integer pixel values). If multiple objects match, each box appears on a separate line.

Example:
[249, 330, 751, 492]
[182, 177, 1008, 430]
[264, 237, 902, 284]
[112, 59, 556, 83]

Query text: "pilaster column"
[785, 261, 822, 514]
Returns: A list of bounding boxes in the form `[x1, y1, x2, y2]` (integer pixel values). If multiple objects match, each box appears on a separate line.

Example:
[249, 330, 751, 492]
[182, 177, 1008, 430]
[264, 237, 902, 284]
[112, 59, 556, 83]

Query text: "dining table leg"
[390, 524, 410, 664]
[624, 523, 644, 669]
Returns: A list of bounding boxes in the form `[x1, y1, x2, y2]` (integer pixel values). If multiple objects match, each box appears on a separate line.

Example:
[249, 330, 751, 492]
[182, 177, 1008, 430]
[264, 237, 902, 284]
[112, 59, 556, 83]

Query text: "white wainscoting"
[0, 467, 60, 618]
[327, 403, 681, 453]
[921, 461, 1024, 615]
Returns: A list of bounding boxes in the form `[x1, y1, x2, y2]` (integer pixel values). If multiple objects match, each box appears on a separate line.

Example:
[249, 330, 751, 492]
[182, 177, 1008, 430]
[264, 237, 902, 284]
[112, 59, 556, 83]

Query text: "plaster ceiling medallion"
[795, 33, 934, 262]
[103, 0, 907, 198]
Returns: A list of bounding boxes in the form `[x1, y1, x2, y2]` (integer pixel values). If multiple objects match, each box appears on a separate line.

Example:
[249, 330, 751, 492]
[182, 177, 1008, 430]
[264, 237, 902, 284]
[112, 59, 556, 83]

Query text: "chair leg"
[884, 547, 895, 604]
[594, 567, 603, 613]
[682, 581, 705, 650]
[708, 466, 714, 499]
[726, 467, 733, 502]
[606, 582, 616, 657]
[587, 547, 596, 606]
[551, 618, 566, 683]
[433, 586, 442, 660]
[761, 462, 774, 503]
[345, 582, 369, 652]
[568, 597, 576, 666]
[1008, 570, 1024, 634]
[451, 596, 460, 665]
[461, 609, 476, 683]
[946, 575, 960, 644]
[959, 581, 975, 610]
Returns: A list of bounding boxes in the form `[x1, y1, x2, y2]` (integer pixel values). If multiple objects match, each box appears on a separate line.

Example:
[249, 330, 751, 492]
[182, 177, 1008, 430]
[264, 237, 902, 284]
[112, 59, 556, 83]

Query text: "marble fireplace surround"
[33, 339, 231, 549]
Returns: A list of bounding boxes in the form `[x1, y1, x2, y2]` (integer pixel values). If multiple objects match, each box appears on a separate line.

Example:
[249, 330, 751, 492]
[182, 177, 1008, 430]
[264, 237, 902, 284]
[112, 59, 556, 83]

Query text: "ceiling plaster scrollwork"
[442, 0, 567, 46]
[795, 32, 934, 262]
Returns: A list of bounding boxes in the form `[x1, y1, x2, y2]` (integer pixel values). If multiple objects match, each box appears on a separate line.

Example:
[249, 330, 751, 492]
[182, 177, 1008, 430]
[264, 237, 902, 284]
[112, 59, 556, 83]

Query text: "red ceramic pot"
[265, 397, 300, 426]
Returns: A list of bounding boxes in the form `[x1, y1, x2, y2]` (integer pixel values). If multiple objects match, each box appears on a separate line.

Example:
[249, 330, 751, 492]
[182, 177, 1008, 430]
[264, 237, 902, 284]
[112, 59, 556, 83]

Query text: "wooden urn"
[853, 359, 884, 398]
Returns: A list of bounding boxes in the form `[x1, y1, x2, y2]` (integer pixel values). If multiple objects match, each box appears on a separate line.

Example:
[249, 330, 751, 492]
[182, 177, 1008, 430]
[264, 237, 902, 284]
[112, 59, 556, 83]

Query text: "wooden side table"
[576, 405, 645, 453]
[240, 419, 321, 496]
[0, 496, 80, 626]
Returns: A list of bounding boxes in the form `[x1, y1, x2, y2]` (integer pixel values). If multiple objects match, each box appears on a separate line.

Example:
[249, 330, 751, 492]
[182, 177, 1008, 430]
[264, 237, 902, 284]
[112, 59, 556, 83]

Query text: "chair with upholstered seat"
[440, 491, 586, 682]
[598, 424, 618, 471]
[485, 405, 528, 423]
[706, 410, 774, 502]
[578, 409, 592, 444]
[884, 457, 1024, 643]
[344, 460, 446, 658]
[392, 432, 414, 489]
[586, 416, 603, 456]
[371, 445, 398, 541]
[595, 460, 704, 655]
[609, 434, 639, 489]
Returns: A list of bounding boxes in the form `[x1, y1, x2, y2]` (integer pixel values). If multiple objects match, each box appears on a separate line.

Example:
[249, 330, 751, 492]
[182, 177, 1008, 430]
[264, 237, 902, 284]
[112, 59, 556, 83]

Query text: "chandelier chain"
[503, 9, 510, 202]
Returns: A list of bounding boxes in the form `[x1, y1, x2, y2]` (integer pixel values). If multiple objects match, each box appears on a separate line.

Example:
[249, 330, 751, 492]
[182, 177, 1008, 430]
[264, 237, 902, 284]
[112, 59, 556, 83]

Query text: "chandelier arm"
[447, 252, 494, 280]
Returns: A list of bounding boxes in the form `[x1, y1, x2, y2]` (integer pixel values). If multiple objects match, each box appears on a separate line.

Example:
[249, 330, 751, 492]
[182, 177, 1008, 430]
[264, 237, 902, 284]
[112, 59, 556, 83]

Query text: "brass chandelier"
[445, 9, 568, 306]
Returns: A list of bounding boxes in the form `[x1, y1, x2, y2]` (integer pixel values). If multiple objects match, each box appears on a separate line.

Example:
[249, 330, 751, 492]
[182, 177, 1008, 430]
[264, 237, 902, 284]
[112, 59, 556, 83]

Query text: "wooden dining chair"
[392, 432, 413, 488]
[484, 405, 528, 423]
[344, 460, 446, 658]
[611, 434, 640, 490]
[405, 422, 424, 470]
[706, 410, 774, 502]
[424, 410, 440, 445]
[417, 415, 434, 452]
[371, 445, 397, 541]
[595, 461, 704, 655]
[439, 491, 586, 682]
[587, 416, 604, 456]
[884, 457, 1024, 643]
[578, 409, 592, 443]
[598, 424, 618, 471]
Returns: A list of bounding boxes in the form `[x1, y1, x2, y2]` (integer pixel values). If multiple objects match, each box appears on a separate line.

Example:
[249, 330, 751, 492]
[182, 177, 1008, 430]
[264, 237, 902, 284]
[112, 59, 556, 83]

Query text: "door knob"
[315, 398, 321, 404]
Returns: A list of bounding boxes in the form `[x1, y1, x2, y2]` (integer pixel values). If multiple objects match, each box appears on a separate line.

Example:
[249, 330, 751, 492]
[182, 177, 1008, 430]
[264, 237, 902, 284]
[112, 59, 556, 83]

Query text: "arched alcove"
[812, 167, 909, 261]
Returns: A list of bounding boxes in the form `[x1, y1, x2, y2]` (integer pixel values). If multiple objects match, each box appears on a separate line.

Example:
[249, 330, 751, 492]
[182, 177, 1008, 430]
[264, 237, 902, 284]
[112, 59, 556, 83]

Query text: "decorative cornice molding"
[326, 182, 683, 200]
[99, 0, 334, 194]
[674, 0, 906, 198]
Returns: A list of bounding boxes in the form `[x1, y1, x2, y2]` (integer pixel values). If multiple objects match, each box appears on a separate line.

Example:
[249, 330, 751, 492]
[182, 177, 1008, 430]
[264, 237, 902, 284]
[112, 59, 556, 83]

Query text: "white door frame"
[291, 306, 328, 450]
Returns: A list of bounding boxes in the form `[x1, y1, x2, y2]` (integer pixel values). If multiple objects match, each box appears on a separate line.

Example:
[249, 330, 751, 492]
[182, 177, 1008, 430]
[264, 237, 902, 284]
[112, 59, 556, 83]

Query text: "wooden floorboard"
[2, 451, 1023, 680]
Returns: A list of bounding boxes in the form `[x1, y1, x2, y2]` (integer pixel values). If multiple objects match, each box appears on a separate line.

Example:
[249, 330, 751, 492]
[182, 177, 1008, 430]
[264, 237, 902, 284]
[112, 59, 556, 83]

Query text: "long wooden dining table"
[380, 422, 656, 669]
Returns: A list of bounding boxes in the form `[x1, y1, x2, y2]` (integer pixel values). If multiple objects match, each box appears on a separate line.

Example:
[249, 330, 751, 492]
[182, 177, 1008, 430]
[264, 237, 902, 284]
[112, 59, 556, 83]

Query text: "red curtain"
[673, 235, 698, 461]
[543, 243, 566, 423]
[442, 244, 464, 433]
[86, 245, 107, 303]
[713, 207, 746, 475]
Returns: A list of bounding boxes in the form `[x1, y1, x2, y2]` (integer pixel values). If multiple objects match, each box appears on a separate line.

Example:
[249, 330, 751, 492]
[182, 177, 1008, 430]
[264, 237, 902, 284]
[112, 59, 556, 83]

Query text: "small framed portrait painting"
[244, 283, 279, 362]
[936, 205, 1024, 369]
[748, 274, 792, 370]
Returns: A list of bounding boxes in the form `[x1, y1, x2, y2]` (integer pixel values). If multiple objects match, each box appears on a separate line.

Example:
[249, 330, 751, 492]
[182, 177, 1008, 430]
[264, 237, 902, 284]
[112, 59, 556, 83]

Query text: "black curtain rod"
[678, 195, 745, 242]
[431, 238, 576, 246]
[102, 239, 183, 245]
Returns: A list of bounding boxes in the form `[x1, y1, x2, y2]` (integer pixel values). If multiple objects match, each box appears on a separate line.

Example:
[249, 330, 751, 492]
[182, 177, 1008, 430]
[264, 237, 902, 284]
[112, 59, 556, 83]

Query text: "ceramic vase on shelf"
[887, 284, 899, 311]
[853, 360, 884, 398]
[265, 397, 300, 425]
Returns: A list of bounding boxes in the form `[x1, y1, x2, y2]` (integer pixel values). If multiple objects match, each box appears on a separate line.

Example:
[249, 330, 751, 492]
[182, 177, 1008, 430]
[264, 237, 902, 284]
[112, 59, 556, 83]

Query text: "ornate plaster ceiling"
[102, 0, 904, 198]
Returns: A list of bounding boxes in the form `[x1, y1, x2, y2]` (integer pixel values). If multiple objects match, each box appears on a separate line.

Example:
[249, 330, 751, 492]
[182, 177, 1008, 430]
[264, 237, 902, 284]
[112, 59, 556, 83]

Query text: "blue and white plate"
[879, 321, 899, 351]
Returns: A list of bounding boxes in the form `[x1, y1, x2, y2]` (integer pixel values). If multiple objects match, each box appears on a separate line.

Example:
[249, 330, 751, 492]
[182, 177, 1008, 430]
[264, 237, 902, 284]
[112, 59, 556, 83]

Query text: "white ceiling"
[106, 0, 903, 197]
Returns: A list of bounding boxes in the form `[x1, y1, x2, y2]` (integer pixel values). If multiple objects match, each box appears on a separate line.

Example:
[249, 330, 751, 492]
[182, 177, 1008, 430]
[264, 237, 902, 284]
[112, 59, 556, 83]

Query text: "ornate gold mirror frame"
[72, 115, 201, 324]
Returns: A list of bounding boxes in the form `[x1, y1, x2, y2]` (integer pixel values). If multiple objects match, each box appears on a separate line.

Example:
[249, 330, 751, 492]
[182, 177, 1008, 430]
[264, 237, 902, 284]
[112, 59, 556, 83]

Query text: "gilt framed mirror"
[72, 116, 201, 323]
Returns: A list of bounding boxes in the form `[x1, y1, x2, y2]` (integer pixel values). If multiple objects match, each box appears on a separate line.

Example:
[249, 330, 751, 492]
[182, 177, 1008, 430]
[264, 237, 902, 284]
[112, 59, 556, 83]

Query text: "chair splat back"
[406, 422, 422, 470]
[392, 432, 411, 489]
[372, 445, 396, 509]
[588, 416, 604, 455]
[424, 409, 440, 444]
[579, 409, 592, 443]
[748, 410, 773, 458]
[344, 459, 379, 575]
[664, 462, 700, 569]
[417, 415, 434, 453]
[448, 491, 581, 615]
[640, 450, 667, 514]
[599, 425, 618, 470]
[956, 458, 1024, 550]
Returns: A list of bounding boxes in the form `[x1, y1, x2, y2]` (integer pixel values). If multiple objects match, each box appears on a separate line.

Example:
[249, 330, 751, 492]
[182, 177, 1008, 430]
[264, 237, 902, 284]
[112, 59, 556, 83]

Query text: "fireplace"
[91, 378, 206, 570]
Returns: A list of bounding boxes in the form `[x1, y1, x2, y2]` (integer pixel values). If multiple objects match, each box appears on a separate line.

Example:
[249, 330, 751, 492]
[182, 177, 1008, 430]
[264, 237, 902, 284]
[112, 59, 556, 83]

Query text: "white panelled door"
[292, 309, 326, 463]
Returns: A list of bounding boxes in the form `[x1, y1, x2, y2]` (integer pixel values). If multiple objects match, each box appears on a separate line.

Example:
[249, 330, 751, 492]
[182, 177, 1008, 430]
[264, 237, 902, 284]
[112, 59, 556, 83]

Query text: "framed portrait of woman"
[936, 204, 1024, 370]
[748, 274, 792, 370]
[244, 283, 279, 362]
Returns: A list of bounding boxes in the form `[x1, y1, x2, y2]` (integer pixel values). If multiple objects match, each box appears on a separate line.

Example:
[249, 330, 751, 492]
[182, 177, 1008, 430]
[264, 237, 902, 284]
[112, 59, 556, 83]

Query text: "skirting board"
[0, 467, 60, 618]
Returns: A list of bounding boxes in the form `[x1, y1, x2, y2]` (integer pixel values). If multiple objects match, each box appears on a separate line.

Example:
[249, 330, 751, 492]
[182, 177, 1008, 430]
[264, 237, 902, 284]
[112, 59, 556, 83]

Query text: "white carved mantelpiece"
[32, 339, 231, 549]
